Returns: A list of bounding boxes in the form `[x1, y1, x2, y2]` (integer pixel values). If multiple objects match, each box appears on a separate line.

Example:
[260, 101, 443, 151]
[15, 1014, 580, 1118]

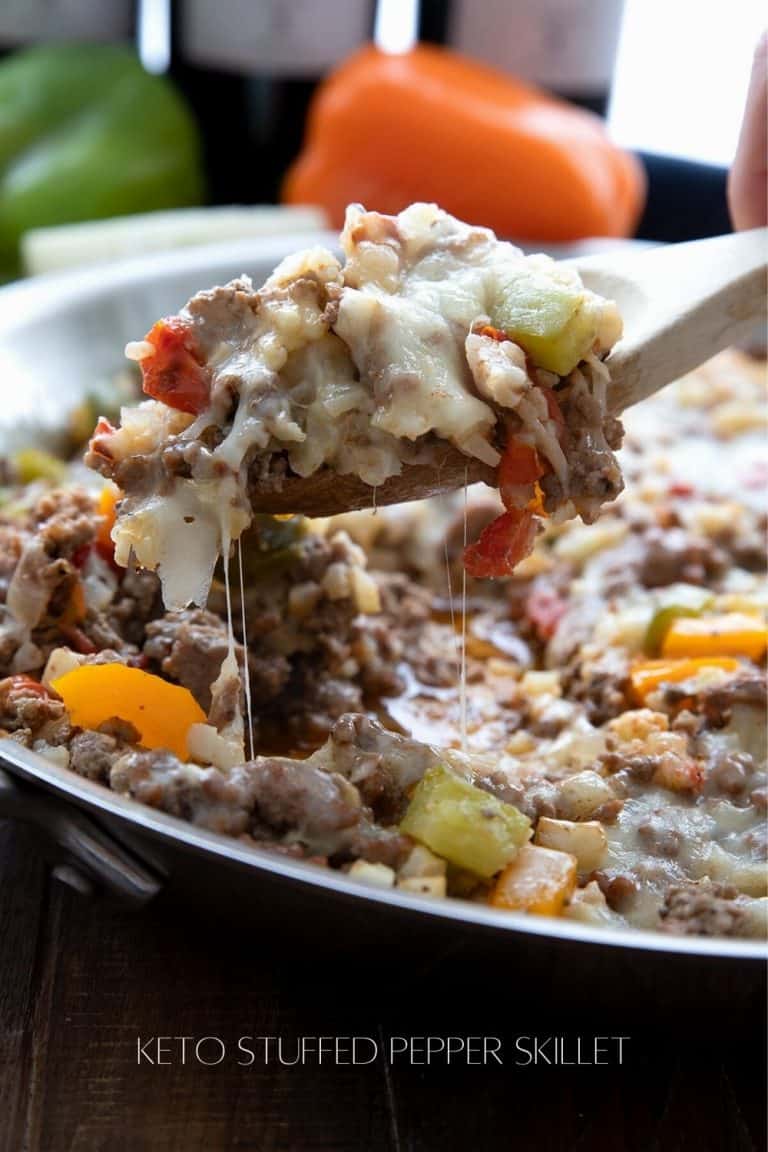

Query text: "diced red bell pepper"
[141, 317, 210, 415]
[0, 674, 53, 702]
[498, 437, 545, 512]
[499, 438, 545, 488]
[525, 584, 568, 641]
[538, 385, 566, 432]
[476, 323, 510, 343]
[463, 508, 537, 578]
[87, 416, 117, 464]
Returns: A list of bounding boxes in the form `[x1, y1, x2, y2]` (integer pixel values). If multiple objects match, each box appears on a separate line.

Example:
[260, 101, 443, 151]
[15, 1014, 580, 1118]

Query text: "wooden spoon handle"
[577, 229, 768, 414]
[248, 448, 496, 517]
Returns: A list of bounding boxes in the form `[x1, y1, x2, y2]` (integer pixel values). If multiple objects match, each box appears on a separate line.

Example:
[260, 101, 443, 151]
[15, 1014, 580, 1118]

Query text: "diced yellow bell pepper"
[630, 657, 741, 703]
[661, 614, 767, 661]
[490, 844, 577, 916]
[12, 448, 67, 485]
[52, 664, 206, 761]
[400, 764, 530, 880]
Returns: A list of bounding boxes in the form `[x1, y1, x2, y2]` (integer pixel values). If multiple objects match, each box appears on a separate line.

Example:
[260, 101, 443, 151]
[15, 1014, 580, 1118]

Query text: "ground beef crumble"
[1, 340, 766, 947]
[659, 881, 749, 938]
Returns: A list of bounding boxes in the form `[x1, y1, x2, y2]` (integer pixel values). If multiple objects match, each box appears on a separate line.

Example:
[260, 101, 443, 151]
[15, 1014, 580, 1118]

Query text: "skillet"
[0, 236, 764, 966]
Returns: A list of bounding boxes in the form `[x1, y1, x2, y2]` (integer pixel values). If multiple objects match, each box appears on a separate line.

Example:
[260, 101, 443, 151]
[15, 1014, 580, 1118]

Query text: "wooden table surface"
[0, 818, 765, 1152]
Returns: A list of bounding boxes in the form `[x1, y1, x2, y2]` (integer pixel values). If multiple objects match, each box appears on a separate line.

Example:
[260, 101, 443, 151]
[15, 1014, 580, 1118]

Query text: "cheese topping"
[91, 203, 621, 611]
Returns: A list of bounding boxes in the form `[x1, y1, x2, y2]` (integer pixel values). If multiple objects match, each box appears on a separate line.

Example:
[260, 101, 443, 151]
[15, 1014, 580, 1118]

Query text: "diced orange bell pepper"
[661, 615, 767, 661]
[489, 843, 577, 916]
[52, 664, 206, 761]
[630, 657, 741, 703]
[60, 580, 86, 625]
[95, 484, 121, 563]
[283, 45, 645, 242]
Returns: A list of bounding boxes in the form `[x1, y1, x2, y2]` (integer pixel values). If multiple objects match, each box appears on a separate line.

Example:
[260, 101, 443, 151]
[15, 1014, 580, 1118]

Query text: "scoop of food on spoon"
[248, 227, 767, 518]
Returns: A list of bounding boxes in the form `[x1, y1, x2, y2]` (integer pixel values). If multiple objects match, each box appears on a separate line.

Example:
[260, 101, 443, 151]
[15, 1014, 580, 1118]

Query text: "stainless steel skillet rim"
[3, 738, 765, 962]
[0, 237, 763, 961]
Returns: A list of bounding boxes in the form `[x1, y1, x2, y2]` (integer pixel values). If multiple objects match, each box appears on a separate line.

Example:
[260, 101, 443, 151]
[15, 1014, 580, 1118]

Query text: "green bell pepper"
[0, 44, 204, 277]
[400, 764, 531, 879]
[643, 590, 714, 656]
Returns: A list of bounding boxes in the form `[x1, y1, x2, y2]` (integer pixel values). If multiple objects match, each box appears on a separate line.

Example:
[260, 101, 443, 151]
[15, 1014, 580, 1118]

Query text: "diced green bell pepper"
[644, 590, 714, 656]
[400, 764, 531, 879]
[492, 267, 599, 376]
[0, 44, 204, 277]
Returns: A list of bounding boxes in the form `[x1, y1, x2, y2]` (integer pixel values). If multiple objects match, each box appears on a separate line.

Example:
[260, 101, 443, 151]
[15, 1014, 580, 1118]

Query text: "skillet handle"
[0, 766, 162, 905]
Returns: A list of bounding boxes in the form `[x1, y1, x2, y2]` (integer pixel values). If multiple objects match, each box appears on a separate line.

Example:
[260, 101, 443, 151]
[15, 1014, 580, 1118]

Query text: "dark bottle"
[171, 0, 376, 206]
[419, 0, 625, 117]
[0, 0, 136, 55]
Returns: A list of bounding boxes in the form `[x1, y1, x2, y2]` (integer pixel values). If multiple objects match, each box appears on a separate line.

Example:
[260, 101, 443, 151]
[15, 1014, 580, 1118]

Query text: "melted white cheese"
[110, 203, 619, 611]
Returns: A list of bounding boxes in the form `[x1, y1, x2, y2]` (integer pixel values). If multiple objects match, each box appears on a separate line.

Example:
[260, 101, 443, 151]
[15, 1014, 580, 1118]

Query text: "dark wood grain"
[0, 822, 48, 1152]
[247, 449, 495, 517]
[0, 828, 765, 1152]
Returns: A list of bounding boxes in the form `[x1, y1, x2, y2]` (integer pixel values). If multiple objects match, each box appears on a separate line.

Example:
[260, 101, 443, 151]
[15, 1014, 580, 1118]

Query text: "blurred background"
[0, 0, 764, 280]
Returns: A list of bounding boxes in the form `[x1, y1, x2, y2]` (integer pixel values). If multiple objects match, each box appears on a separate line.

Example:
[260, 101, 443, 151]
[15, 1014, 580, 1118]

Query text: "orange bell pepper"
[490, 843, 577, 916]
[283, 44, 645, 241]
[60, 580, 86, 625]
[630, 657, 741, 703]
[661, 615, 768, 662]
[95, 484, 121, 562]
[52, 664, 206, 761]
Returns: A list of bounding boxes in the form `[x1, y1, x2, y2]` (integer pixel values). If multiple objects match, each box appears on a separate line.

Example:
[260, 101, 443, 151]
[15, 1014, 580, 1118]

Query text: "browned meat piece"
[32, 489, 93, 545]
[557, 388, 624, 521]
[248, 749, 408, 866]
[247, 757, 361, 844]
[68, 730, 122, 782]
[107, 567, 163, 646]
[659, 881, 749, 937]
[0, 624, 21, 679]
[601, 750, 661, 783]
[751, 786, 768, 810]
[5, 489, 95, 631]
[592, 869, 638, 911]
[704, 751, 757, 800]
[636, 527, 727, 588]
[284, 670, 364, 745]
[320, 713, 444, 821]
[111, 750, 255, 835]
[144, 609, 245, 711]
[110, 743, 407, 864]
[7, 539, 77, 630]
[0, 524, 22, 601]
[745, 822, 767, 859]
[544, 595, 603, 665]
[562, 650, 631, 725]
[0, 488, 160, 673]
[698, 674, 766, 728]
[637, 813, 682, 857]
[247, 653, 292, 703]
[0, 675, 69, 742]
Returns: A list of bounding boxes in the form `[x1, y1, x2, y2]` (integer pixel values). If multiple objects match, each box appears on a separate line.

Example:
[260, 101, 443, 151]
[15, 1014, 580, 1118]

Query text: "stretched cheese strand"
[208, 525, 245, 761]
[443, 536, 461, 687]
[459, 470, 469, 751]
[237, 537, 255, 761]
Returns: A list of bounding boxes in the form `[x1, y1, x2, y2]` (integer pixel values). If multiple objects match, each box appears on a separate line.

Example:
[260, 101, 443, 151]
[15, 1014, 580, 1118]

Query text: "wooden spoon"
[249, 228, 767, 517]
[248, 448, 496, 516]
[576, 226, 767, 414]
